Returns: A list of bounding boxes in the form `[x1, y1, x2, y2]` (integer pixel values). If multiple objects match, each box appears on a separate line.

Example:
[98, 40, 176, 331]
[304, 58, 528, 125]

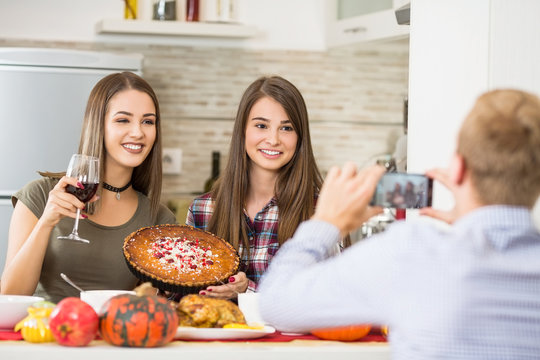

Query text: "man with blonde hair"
[259, 89, 540, 359]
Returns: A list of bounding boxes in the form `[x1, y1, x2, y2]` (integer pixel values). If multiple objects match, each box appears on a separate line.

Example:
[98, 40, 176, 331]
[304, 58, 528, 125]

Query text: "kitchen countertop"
[0, 339, 391, 360]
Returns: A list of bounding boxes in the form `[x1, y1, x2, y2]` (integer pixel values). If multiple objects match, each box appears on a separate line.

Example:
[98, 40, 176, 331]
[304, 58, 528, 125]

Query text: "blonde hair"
[457, 89, 540, 207]
[208, 76, 323, 259]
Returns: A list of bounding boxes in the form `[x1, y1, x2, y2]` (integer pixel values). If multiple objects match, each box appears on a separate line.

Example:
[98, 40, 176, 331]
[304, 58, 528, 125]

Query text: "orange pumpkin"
[311, 324, 371, 341]
[99, 294, 178, 347]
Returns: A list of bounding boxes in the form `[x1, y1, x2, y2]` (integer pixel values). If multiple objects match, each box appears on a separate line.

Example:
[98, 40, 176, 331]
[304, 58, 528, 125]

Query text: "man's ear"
[450, 153, 466, 185]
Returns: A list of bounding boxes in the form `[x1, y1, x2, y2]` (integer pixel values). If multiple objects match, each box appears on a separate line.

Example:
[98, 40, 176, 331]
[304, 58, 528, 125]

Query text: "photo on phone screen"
[371, 172, 433, 209]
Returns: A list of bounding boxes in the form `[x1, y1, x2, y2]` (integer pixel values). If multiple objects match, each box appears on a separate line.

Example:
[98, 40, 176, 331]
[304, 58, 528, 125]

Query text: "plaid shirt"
[186, 192, 279, 292]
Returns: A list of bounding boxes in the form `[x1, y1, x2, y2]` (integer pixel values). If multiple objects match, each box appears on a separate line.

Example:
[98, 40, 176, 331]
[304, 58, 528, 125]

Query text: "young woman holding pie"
[182, 76, 326, 300]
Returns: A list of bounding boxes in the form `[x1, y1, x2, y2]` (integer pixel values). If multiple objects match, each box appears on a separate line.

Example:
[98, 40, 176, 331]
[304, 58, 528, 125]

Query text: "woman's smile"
[122, 143, 144, 153]
[259, 148, 283, 158]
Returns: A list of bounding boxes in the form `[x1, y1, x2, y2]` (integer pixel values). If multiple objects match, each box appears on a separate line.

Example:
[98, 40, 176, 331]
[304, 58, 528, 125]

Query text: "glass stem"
[72, 208, 81, 236]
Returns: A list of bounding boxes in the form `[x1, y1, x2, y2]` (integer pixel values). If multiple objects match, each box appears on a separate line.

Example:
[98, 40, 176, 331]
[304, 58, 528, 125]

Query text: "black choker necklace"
[102, 181, 132, 200]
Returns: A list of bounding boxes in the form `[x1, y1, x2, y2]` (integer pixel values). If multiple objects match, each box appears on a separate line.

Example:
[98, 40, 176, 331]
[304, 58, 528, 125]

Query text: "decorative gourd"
[99, 294, 178, 347]
[14, 301, 56, 343]
[311, 324, 372, 341]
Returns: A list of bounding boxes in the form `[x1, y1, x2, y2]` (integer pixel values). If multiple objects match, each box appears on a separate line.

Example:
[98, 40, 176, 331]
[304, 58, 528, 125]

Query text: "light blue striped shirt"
[259, 206, 540, 359]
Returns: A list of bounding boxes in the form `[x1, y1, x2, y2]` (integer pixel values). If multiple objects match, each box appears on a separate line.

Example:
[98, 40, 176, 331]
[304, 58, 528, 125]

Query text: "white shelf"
[96, 19, 258, 38]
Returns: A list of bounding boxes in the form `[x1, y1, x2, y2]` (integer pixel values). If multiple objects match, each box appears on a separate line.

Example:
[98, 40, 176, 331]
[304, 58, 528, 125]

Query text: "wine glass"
[57, 154, 100, 243]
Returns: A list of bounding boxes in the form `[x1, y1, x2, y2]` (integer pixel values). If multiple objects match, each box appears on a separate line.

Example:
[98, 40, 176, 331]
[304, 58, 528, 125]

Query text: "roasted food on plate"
[133, 282, 159, 297]
[176, 294, 246, 328]
[123, 224, 240, 295]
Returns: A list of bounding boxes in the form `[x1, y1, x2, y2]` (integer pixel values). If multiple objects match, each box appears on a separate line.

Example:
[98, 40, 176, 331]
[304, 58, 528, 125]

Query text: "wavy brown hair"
[208, 76, 323, 259]
[78, 71, 163, 220]
[458, 89, 540, 207]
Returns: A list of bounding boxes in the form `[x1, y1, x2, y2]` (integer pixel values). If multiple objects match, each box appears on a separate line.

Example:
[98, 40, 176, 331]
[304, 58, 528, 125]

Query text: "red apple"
[49, 297, 99, 346]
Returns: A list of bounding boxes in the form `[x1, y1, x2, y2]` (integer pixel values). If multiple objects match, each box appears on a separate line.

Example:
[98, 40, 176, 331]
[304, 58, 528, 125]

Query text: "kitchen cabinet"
[407, 0, 540, 215]
[96, 19, 258, 38]
[326, 0, 409, 47]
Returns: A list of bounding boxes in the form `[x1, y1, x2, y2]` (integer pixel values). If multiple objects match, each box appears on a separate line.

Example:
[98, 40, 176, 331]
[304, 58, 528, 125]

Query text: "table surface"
[0, 339, 391, 360]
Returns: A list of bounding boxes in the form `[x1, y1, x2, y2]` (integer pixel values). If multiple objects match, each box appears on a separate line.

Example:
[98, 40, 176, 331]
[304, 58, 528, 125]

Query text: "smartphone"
[371, 172, 433, 209]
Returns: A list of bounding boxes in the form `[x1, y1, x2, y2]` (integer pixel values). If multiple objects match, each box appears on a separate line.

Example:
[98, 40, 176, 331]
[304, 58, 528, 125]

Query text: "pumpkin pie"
[123, 224, 240, 294]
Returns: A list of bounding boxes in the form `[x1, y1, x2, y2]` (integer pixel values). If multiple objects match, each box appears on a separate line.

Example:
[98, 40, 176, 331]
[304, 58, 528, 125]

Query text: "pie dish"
[123, 224, 240, 294]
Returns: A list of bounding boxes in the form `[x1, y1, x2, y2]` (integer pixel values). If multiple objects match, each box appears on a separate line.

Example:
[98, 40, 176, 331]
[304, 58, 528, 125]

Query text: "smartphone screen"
[371, 172, 433, 209]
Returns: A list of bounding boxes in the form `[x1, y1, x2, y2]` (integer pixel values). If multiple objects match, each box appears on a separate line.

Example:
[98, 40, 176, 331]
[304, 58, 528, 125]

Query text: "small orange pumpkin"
[311, 324, 371, 341]
[99, 294, 178, 347]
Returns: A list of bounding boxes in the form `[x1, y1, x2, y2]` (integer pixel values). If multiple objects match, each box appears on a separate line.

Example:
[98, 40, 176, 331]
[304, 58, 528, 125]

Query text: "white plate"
[175, 325, 275, 340]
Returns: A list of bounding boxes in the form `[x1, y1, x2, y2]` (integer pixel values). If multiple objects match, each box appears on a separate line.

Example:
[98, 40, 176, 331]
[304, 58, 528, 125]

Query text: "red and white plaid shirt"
[186, 192, 280, 292]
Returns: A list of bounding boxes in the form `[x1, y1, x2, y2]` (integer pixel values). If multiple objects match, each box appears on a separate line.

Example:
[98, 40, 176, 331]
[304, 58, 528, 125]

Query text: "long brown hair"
[208, 76, 323, 259]
[78, 71, 163, 220]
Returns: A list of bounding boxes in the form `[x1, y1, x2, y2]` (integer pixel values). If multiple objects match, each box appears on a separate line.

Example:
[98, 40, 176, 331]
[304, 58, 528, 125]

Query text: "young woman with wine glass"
[1, 72, 177, 303]
[180, 76, 327, 300]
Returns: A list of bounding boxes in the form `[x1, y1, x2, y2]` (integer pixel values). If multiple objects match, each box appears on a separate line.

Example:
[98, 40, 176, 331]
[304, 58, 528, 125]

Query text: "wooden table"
[0, 339, 390, 360]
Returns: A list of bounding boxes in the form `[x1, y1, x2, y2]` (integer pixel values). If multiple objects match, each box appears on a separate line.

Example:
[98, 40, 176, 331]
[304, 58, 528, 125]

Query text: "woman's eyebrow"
[114, 111, 156, 117]
[250, 117, 291, 123]
[114, 111, 133, 116]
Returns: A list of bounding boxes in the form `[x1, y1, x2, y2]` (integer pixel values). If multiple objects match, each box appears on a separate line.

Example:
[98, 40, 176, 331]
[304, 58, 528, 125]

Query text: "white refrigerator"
[0, 48, 142, 272]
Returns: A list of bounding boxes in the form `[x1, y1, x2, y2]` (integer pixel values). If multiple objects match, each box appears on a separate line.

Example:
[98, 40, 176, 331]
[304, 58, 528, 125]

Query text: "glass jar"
[186, 0, 199, 21]
[153, 0, 176, 21]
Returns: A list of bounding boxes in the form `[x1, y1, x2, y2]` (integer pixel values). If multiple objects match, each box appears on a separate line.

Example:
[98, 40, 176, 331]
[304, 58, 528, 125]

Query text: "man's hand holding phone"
[419, 168, 459, 224]
[313, 163, 386, 236]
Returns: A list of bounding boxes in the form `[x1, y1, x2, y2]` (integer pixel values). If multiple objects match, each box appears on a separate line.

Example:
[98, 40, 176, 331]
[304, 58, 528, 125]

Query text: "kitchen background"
[0, 0, 412, 271]
[2, 0, 539, 272]
[0, 1, 409, 204]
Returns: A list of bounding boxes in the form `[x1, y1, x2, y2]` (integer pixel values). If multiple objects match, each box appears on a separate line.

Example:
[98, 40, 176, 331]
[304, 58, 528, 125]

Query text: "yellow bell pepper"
[14, 302, 56, 343]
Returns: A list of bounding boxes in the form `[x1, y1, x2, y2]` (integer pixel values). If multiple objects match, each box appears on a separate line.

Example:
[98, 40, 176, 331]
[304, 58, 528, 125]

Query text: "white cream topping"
[150, 236, 217, 274]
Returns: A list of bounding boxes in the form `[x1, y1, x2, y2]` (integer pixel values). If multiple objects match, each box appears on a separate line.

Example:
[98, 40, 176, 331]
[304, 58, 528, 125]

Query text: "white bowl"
[0, 295, 44, 329]
[80, 290, 135, 315]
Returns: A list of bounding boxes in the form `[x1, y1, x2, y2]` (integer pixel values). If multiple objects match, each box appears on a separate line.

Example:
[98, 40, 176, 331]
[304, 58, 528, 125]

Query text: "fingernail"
[229, 277, 235, 283]
[200, 291, 207, 295]
[207, 288, 212, 292]
[77, 181, 84, 189]
[81, 214, 88, 219]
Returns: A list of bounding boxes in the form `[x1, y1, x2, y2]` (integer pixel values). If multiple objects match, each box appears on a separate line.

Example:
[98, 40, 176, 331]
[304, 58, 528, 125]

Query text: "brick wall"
[1, 38, 409, 198]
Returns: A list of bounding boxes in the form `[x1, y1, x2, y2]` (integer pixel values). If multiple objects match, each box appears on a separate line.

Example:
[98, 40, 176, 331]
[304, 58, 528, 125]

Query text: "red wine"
[66, 183, 99, 203]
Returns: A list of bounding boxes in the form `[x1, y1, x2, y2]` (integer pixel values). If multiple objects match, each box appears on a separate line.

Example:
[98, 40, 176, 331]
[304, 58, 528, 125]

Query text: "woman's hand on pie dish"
[199, 272, 249, 299]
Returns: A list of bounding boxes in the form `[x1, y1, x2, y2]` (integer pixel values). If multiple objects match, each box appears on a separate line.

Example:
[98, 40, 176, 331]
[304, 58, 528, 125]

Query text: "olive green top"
[13, 177, 177, 303]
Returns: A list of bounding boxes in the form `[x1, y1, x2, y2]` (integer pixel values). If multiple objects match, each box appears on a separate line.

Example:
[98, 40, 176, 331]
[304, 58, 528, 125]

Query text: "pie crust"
[123, 224, 239, 294]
